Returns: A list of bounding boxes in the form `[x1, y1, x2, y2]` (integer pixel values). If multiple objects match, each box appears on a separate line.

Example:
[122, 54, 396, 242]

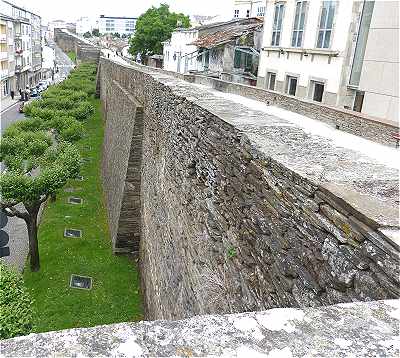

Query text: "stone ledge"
[1, 300, 399, 357]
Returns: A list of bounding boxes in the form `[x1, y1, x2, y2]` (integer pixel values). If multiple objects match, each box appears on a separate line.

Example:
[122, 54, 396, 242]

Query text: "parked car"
[38, 81, 48, 90]
[30, 88, 39, 97]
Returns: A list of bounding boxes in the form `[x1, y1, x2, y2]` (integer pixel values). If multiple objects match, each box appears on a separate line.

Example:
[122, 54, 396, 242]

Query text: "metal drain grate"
[70, 274, 92, 290]
[68, 197, 83, 205]
[64, 228, 82, 238]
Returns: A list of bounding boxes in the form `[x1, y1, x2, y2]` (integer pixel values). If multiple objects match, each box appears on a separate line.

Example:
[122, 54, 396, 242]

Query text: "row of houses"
[0, 0, 43, 100]
[162, 0, 399, 124]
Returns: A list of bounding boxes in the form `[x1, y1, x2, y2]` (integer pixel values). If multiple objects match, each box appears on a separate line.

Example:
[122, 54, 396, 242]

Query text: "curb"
[1, 100, 20, 114]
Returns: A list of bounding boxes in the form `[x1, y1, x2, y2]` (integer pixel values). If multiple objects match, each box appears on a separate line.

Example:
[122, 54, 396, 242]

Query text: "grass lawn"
[67, 51, 76, 62]
[24, 97, 143, 333]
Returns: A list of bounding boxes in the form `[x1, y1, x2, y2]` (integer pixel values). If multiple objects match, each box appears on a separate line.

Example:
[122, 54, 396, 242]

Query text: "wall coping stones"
[1, 300, 399, 357]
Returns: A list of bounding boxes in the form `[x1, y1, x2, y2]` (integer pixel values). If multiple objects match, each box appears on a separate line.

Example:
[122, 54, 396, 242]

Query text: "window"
[292, 1, 307, 47]
[310, 80, 324, 102]
[286, 76, 297, 96]
[257, 6, 266, 17]
[353, 90, 365, 112]
[266, 72, 276, 90]
[246, 9, 250, 17]
[317, 1, 336, 48]
[271, 3, 285, 46]
[234, 9, 239, 18]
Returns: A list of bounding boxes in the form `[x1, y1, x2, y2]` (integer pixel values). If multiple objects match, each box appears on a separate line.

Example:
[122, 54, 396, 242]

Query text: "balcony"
[0, 33, 6, 43]
[0, 51, 8, 60]
[15, 64, 30, 73]
[0, 69, 8, 79]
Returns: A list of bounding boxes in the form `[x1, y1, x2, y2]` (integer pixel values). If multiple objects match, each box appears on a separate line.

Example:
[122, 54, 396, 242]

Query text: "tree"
[129, 3, 190, 63]
[92, 28, 100, 37]
[83, 31, 92, 38]
[113, 32, 121, 38]
[0, 138, 81, 272]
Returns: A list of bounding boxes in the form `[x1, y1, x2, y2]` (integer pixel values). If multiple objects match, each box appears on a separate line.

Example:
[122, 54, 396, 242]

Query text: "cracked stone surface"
[1, 300, 399, 357]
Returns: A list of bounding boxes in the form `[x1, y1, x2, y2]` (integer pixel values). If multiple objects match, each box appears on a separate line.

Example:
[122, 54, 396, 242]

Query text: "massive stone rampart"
[54, 29, 100, 64]
[98, 58, 399, 321]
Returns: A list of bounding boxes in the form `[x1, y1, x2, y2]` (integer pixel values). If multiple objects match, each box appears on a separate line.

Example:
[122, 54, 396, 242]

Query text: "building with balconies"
[256, 0, 399, 124]
[0, 9, 14, 100]
[0, 1, 42, 92]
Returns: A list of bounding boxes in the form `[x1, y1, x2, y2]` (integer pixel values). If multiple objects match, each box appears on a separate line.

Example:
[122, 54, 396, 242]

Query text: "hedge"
[0, 263, 34, 339]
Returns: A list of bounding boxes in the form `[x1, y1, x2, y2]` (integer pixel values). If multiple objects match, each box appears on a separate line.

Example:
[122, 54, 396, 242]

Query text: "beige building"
[257, 0, 399, 123]
[349, 1, 398, 123]
[0, 14, 15, 100]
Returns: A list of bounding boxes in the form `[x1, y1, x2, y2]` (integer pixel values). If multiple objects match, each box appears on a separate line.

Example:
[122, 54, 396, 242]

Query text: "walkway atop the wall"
[61, 29, 94, 46]
[101, 60, 399, 248]
[157, 69, 398, 226]
[101, 50, 130, 66]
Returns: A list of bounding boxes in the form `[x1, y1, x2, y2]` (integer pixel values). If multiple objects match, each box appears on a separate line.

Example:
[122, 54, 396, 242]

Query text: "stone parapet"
[1, 300, 399, 357]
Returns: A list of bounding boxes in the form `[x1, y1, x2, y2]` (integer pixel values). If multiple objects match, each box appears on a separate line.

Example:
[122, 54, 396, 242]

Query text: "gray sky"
[11, 0, 233, 23]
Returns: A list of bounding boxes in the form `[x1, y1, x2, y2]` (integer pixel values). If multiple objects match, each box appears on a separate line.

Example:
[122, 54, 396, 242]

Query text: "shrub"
[72, 102, 95, 121]
[0, 263, 34, 339]
[59, 120, 85, 142]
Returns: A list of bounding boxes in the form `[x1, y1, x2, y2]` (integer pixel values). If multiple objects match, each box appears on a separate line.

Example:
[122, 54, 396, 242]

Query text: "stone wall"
[54, 28, 77, 53]
[189, 75, 399, 147]
[98, 58, 399, 321]
[1, 300, 398, 357]
[54, 29, 100, 65]
[101, 75, 143, 254]
[76, 44, 100, 65]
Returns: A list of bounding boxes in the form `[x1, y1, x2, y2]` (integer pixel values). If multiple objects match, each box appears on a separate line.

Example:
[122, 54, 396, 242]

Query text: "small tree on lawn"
[0, 135, 80, 272]
[129, 3, 190, 64]
[92, 28, 100, 37]
[83, 31, 92, 38]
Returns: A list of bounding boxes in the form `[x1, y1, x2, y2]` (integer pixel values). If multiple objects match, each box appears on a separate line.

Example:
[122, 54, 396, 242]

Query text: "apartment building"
[76, 17, 93, 35]
[0, 13, 14, 100]
[257, 0, 399, 123]
[98, 15, 137, 36]
[30, 12, 41, 86]
[0, 0, 42, 98]
[233, 0, 266, 18]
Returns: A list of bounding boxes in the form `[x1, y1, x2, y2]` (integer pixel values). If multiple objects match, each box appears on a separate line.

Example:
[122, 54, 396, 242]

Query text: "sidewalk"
[0, 95, 20, 113]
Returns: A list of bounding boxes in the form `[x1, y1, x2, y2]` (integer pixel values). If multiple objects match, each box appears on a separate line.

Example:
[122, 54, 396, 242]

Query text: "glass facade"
[349, 1, 375, 86]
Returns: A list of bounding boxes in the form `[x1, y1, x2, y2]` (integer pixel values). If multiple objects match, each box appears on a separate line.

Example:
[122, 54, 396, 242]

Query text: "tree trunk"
[25, 206, 40, 272]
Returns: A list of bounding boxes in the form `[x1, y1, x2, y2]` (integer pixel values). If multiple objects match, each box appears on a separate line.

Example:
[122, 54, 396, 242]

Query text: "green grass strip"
[23, 97, 143, 333]
[67, 51, 76, 62]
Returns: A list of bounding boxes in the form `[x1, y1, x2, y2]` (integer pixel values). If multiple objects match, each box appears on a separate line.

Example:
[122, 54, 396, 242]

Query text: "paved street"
[0, 42, 74, 272]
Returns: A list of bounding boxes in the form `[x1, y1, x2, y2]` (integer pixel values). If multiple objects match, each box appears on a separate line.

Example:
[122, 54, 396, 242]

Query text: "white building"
[257, 0, 398, 123]
[233, 0, 266, 19]
[76, 17, 93, 35]
[163, 28, 199, 73]
[98, 15, 137, 36]
[47, 20, 67, 39]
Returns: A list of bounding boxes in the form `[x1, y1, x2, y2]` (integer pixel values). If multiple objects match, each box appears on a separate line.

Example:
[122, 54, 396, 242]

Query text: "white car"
[38, 81, 48, 90]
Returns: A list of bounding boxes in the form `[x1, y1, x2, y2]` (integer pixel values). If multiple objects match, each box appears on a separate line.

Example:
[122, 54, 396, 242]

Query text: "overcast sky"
[10, 0, 234, 23]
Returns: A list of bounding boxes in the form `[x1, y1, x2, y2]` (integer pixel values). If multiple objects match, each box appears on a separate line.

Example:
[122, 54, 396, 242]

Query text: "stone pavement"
[0, 95, 19, 113]
[0, 206, 28, 272]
